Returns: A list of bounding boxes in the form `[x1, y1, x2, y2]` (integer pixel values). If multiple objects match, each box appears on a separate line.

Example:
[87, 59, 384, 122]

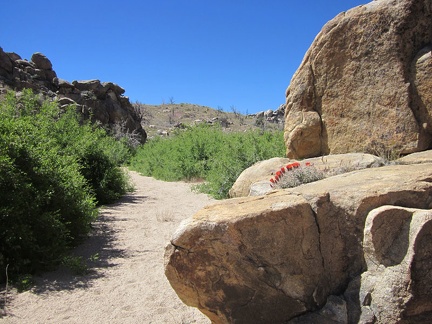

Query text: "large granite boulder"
[0, 47, 146, 143]
[165, 163, 432, 323]
[284, 0, 432, 159]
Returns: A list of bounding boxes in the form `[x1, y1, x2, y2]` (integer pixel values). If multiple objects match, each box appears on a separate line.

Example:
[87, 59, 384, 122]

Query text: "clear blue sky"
[2, 0, 367, 114]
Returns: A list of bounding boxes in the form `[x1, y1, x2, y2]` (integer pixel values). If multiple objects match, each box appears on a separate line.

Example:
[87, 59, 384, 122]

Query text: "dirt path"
[1, 171, 213, 324]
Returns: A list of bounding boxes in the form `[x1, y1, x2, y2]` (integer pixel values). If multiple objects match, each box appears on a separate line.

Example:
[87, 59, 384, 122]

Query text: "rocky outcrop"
[0, 47, 146, 143]
[0, 50, 58, 93]
[359, 206, 432, 323]
[229, 153, 385, 198]
[255, 104, 285, 124]
[165, 162, 432, 323]
[284, 0, 432, 159]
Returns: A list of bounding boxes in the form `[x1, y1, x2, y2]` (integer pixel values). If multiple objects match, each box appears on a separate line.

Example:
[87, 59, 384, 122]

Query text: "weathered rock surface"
[165, 163, 432, 323]
[359, 206, 432, 323]
[0, 47, 146, 143]
[284, 0, 432, 159]
[288, 295, 348, 324]
[397, 149, 432, 164]
[229, 153, 385, 198]
[229, 157, 290, 198]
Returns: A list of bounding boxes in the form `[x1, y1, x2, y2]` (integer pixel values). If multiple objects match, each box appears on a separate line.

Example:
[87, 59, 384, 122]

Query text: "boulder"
[229, 153, 385, 198]
[6, 52, 21, 62]
[102, 81, 125, 95]
[57, 78, 75, 94]
[284, 0, 432, 159]
[57, 96, 76, 106]
[397, 150, 432, 164]
[166, 192, 323, 323]
[31, 52, 53, 70]
[229, 157, 289, 198]
[165, 163, 432, 323]
[360, 206, 432, 323]
[14, 59, 35, 68]
[264, 109, 273, 118]
[72, 79, 103, 93]
[255, 111, 264, 118]
[412, 46, 432, 135]
[311, 152, 384, 175]
[0, 47, 13, 76]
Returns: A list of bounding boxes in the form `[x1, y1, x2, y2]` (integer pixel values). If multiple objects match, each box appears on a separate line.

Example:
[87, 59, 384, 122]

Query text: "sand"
[1, 171, 213, 324]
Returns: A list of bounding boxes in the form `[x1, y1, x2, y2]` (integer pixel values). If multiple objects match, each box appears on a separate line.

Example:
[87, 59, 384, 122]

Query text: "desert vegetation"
[129, 124, 286, 199]
[0, 90, 133, 284]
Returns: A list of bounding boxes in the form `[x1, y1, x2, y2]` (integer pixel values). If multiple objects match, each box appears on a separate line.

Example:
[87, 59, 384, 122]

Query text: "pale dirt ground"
[1, 171, 213, 324]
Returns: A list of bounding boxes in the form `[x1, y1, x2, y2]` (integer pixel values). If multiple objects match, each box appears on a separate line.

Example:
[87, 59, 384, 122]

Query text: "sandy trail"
[1, 171, 213, 324]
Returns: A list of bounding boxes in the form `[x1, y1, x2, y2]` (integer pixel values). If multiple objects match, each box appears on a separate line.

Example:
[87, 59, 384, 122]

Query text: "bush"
[130, 124, 285, 199]
[130, 124, 223, 181]
[50, 108, 133, 204]
[0, 90, 132, 282]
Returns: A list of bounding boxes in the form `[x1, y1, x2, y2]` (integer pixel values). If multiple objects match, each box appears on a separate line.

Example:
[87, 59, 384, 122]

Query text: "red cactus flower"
[270, 178, 275, 183]
[286, 164, 293, 170]
[292, 162, 300, 168]
[276, 170, 282, 177]
[305, 161, 311, 166]
[280, 167, 286, 173]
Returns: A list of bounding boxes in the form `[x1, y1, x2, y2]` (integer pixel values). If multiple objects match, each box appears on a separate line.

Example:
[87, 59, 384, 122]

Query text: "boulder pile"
[0, 48, 146, 143]
[165, 153, 432, 323]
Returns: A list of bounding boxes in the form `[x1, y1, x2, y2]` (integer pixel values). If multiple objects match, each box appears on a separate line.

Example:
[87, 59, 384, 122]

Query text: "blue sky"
[2, 1, 367, 114]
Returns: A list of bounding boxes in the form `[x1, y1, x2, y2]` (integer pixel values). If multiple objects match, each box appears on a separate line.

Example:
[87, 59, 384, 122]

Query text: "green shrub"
[0, 90, 132, 282]
[198, 130, 286, 198]
[50, 110, 133, 204]
[130, 124, 285, 199]
[130, 124, 223, 181]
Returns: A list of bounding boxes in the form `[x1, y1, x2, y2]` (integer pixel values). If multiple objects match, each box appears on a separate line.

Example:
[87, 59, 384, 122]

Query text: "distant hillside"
[133, 102, 285, 138]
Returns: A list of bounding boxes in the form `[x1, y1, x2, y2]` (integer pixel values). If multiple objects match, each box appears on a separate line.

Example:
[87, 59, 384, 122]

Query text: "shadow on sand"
[21, 193, 149, 294]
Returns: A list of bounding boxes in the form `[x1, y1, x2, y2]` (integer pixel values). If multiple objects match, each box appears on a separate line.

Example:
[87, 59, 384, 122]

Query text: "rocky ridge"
[0, 48, 146, 143]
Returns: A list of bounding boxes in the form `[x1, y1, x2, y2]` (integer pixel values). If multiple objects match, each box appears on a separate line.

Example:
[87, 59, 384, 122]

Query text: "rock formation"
[165, 156, 432, 323]
[284, 0, 432, 159]
[359, 206, 432, 323]
[255, 104, 285, 124]
[0, 48, 146, 143]
[165, 1, 432, 322]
